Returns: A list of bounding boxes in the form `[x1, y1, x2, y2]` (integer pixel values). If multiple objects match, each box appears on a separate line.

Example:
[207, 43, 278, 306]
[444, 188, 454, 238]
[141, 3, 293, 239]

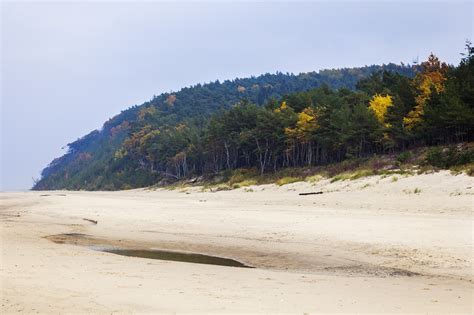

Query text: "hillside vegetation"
[33, 44, 473, 190]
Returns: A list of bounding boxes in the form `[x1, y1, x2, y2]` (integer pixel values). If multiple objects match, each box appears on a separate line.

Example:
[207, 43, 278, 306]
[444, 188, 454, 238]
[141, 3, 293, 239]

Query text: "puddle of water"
[47, 233, 253, 268]
[97, 248, 254, 268]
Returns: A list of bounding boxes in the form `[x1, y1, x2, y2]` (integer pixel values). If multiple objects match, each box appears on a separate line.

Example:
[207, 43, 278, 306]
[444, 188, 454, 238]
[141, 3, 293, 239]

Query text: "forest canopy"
[33, 44, 474, 190]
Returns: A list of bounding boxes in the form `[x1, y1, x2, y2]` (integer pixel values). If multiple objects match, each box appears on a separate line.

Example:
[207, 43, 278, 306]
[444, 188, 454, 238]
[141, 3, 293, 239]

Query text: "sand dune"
[1, 171, 473, 313]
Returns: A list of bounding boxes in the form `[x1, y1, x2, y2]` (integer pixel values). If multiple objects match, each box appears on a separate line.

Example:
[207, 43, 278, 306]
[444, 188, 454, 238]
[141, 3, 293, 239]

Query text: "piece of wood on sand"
[299, 191, 323, 196]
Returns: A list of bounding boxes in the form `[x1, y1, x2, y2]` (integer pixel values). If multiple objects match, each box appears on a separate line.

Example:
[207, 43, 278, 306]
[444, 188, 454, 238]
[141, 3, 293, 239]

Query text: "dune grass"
[163, 144, 473, 191]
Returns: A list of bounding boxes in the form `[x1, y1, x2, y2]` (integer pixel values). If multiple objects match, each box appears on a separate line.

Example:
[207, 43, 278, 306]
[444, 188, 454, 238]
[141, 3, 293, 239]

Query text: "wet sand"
[1, 171, 473, 313]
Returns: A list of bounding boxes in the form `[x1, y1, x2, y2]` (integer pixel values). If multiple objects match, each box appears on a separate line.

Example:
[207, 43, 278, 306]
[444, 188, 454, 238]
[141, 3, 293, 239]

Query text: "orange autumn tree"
[404, 54, 448, 129]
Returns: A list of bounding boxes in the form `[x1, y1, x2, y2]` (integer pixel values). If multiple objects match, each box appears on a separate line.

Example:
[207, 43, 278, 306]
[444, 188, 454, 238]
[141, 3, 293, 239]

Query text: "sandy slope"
[1, 171, 473, 314]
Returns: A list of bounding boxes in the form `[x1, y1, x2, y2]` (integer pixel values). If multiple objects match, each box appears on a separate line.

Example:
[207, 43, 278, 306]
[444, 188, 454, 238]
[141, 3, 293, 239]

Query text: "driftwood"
[82, 218, 98, 224]
[299, 191, 323, 196]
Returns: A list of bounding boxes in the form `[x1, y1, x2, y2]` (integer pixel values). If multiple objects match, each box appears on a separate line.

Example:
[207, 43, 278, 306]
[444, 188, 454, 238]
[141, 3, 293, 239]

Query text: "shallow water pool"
[97, 248, 253, 268]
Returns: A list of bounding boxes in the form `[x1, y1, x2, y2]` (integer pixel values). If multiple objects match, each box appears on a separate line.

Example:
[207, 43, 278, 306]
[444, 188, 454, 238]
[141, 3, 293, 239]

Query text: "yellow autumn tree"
[285, 107, 319, 143]
[137, 106, 157, 121]
[284, 107, 321, 165]
[369, 94, 392, 126]
[404, 54, 448, 129]
[274, 101, 288, 113]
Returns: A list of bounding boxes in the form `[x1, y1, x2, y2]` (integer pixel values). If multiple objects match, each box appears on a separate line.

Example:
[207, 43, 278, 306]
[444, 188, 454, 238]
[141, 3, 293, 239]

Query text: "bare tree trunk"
[315, 142, 319, 165]
[254, 137, 269, 175]
[224, 141, 231, 169]
[307, 142, 312, 166]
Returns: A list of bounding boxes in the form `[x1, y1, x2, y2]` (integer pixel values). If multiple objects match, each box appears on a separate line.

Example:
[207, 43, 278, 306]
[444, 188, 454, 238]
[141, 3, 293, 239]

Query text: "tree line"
[33, 44, 472, 190]
[119, 46, 473, 180]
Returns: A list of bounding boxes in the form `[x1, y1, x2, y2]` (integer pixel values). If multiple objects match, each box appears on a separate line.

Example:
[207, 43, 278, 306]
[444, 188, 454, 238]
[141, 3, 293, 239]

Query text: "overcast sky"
[1, 0, 472, 191]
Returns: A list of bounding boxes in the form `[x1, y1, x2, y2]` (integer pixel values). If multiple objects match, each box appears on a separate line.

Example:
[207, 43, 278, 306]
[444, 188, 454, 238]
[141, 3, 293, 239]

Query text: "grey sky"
[1, 1, 472, 191]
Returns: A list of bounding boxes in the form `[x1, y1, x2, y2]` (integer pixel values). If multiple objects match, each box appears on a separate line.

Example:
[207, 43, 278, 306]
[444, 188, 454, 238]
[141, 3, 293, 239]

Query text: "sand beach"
[1, 171, 472, 313]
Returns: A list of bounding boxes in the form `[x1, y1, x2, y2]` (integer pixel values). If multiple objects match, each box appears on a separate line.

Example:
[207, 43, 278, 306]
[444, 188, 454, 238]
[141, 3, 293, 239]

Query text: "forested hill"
[34, 63, 424, 190]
